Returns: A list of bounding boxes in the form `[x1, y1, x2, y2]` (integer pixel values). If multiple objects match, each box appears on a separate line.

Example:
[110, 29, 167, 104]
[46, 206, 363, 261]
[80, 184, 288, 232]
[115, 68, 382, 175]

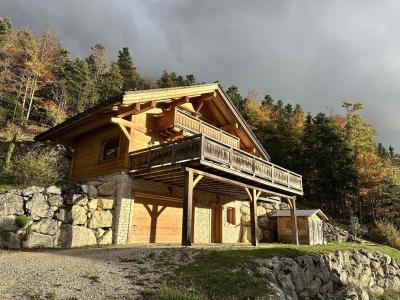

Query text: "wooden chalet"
[36, 83, 303, 246]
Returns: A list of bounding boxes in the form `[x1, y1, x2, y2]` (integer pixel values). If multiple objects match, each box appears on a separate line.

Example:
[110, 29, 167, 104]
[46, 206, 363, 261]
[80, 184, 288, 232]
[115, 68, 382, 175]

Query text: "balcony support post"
[182, 169, 203, 247]
[245, 188, 261, 246]
[288, 196, 299, 245]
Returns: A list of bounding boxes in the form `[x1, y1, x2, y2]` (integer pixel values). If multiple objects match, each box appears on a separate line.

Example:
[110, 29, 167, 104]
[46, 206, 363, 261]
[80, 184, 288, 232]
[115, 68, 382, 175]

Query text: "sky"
[1, 0, 400, 149]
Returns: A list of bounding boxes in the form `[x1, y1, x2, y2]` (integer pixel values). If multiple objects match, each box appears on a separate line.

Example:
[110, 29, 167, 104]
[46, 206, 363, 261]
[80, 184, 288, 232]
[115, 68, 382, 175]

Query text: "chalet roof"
[271, 209, 329, 220]
[35, 82, 270, 160]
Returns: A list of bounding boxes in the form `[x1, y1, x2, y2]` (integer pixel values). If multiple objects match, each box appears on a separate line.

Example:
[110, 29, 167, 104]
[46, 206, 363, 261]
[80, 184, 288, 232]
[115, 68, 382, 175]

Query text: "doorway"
[211, 205, 223, 243]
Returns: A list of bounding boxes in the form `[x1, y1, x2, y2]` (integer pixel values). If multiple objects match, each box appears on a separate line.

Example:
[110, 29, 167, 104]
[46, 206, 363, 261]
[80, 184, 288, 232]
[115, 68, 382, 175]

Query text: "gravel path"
[0, 245, 199, 300]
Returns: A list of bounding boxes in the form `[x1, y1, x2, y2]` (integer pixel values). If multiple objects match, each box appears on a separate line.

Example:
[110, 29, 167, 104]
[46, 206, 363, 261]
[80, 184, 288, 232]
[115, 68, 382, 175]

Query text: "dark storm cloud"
[1, 0, 400, 148]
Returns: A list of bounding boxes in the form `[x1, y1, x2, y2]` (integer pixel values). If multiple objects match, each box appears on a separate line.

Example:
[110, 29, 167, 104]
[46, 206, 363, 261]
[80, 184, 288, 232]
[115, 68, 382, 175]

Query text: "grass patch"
[371, 290, 400, 300]
[154, 242, 400, 300]
[0, 172, 14, 193]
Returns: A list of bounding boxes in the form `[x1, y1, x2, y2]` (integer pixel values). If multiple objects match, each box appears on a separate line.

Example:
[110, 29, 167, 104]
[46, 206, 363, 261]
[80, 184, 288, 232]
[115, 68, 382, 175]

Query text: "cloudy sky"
[1, 0, 400, 149]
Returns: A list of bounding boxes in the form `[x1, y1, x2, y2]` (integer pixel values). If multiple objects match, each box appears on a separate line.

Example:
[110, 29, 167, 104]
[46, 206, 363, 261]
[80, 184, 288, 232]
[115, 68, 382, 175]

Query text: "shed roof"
[271, 209, 329, 220]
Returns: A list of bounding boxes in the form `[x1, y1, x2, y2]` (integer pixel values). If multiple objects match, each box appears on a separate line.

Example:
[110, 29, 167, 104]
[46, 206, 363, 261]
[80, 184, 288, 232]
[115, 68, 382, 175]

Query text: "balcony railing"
[129, 134, 303, 194]
[156, 107, 240, 148]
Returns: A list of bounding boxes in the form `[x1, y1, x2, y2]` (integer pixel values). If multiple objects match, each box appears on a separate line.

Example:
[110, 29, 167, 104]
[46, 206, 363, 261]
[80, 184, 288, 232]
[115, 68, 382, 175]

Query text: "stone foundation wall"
[257, 249, 400, 299]
[0, 179, 119, 249]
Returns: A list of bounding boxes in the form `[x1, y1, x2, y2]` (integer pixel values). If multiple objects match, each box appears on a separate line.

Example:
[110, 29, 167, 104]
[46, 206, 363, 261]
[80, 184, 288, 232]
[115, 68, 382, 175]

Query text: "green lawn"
[153, 242, 400, 300]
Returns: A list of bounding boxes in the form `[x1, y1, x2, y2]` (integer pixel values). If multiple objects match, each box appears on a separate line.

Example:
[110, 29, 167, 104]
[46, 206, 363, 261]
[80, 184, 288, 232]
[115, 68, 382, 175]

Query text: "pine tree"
[64, 58, 90, 113]
[117, 47, 142, 91]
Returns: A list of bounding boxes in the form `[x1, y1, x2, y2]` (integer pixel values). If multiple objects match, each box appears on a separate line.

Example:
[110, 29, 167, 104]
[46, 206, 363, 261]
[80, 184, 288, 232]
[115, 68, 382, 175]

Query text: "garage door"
[128, 193, 184, 243]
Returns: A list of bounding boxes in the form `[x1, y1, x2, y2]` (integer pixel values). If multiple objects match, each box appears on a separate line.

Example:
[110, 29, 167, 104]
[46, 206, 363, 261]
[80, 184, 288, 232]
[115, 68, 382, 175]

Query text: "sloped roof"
[35, 83, 270, 160]
[271, 209, 329, 220]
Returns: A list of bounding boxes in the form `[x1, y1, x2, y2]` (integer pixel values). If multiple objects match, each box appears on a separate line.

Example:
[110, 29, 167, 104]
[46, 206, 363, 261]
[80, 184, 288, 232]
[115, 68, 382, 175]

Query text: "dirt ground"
[0, 245, 199, 300]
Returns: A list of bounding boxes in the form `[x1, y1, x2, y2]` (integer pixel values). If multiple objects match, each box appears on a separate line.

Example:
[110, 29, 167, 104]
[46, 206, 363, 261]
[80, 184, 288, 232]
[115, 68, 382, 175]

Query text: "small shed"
[271, 209, 329, 245]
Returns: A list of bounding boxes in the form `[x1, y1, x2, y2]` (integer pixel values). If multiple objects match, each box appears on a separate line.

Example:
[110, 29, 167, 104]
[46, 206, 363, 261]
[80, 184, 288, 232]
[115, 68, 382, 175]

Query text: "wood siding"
[71, 126, 127, 180]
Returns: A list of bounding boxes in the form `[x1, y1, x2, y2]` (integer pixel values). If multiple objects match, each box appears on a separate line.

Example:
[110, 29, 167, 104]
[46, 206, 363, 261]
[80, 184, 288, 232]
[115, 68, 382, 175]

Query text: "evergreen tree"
[64, 58, 90, 113]
[226, 85, 245, 111]
[117, 47, 142, 90]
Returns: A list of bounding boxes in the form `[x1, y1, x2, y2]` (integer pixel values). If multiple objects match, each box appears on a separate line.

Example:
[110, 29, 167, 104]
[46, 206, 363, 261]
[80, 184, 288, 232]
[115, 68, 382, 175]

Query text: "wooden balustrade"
[157, 108, 240, 148]
[129, 134, 303, 193]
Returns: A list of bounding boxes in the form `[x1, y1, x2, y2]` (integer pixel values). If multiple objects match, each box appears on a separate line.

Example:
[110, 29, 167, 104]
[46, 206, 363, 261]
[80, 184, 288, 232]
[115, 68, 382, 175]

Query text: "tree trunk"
[25, 77, 37, 121]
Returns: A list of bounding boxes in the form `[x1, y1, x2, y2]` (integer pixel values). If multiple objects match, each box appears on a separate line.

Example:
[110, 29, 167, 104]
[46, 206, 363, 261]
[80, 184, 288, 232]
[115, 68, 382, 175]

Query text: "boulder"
[48, 194, 63, 207]
[87, 199, 98, 211]
[23, 232, 54, 248]
[89, 210, 113, 229]
[87, 185, 98, 199]
[54, 208, 72, 223]
[21, 186, 44, 196]
[240, 224, 263, 243]
[58, 224, 97, 247]
[0, 231, 21, 249]
[46, 185, 62, 195]
[73, 195, 88, 206]
[98, 228, 112, 245]
[97, 197, 114, 210]
[0, 193, 24, 216]
[97, 181, 116, 196]
[0, 215, 18, 231]
[71, 205, 87, 225]
[26, 193, 51, 220]
[32, 218, 59, 235]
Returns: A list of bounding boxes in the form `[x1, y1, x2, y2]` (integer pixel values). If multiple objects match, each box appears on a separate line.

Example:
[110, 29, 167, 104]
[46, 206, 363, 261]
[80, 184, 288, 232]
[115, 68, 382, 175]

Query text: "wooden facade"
[36, 83, 304, 246]
[271, 209, 328, 245]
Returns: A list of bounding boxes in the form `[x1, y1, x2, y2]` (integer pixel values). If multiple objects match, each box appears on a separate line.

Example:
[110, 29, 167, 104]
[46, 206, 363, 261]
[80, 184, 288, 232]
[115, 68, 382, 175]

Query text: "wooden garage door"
[128, 193, 183, 243]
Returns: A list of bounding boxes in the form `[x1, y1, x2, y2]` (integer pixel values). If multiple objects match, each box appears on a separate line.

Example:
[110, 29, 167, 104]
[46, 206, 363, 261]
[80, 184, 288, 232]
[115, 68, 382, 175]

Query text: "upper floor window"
[101, 136, 120, 161]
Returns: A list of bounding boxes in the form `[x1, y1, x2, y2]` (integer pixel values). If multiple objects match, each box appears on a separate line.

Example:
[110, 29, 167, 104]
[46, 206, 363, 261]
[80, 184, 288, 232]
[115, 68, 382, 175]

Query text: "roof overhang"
[35, 83, 270, 160]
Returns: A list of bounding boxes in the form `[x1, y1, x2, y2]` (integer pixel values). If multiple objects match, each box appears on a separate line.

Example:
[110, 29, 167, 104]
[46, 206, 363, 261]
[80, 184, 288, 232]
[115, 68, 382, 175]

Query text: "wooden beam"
[116, 124, 131, 141]
[247, 188, 258, 246]
[220, 123, 238, 132]
[117, 101, 156, 118]
[289, 197, 299, 245]
[167, 96, 189, 110]
[110, 117, 135, 129]
[193, 174, 203, 188]
[182, 169, 194, 246]
[117, 103, 140, 118]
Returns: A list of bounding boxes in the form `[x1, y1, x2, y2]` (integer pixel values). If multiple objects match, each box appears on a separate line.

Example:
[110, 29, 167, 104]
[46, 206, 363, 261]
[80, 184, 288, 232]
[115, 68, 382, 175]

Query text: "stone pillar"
[113, 173, 133, 244]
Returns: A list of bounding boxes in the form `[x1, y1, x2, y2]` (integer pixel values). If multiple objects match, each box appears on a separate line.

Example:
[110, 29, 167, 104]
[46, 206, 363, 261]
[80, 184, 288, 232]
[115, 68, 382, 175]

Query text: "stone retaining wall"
[257, 249, 400, 299]
[0, 178, 120, 248]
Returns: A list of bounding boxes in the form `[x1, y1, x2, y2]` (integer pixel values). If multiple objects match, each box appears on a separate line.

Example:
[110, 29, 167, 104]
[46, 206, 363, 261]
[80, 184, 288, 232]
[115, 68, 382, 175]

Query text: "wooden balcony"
[156, 107, 240, 148]
[129, 134, 303, 196]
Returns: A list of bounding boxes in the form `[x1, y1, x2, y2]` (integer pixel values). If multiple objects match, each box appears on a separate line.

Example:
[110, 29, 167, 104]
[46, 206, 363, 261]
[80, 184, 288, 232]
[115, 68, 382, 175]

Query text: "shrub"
[11, 146, 65, 188]
[15, 214, 30, 229]
[375, 221, 400, 250]
[348, 216, 367, 238]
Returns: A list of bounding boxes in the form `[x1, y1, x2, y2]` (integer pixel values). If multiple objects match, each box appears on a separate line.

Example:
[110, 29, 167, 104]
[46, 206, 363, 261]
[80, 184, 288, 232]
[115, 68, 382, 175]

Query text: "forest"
[1, 17, 400, 232]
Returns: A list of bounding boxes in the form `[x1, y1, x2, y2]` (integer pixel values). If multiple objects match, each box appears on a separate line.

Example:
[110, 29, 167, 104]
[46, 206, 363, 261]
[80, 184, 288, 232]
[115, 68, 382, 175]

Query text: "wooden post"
[289, 196, 299, 245]
[182, 170, 194, 246]
[245, 188, 260, 247]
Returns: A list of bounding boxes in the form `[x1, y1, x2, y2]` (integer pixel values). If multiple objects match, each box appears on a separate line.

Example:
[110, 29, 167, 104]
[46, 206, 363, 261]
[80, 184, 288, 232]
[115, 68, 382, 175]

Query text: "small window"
[101, 136, 120, 161]
[227, 207, 236, 225]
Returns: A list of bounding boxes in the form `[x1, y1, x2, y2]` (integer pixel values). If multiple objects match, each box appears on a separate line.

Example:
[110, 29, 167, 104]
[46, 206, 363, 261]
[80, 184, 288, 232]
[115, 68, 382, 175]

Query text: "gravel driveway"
[0, 245, 198, 300]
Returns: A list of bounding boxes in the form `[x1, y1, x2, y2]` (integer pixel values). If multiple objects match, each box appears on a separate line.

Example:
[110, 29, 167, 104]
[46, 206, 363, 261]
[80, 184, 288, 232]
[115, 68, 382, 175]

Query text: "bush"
[348, 216, 367, 238]
[374, 221, 400, 250]
[11, 147, 65, 188]
[15, 214, 30, 229]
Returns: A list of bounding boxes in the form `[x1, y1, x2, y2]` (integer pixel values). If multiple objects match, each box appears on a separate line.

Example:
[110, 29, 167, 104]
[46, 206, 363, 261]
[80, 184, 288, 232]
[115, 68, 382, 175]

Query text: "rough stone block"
[97, 198, 114, 210]
[58, 224, 97, 247]
[89, 210, 113, 229]
[23, 232, 53, 248]
[0, 193, 24, 217]
[46, 185, 62, 195]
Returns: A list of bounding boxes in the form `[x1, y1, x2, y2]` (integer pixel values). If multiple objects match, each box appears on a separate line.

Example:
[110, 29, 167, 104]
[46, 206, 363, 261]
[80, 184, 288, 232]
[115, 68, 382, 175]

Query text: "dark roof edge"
[217, 83, 271, 161]
[35, 93, 124, 142]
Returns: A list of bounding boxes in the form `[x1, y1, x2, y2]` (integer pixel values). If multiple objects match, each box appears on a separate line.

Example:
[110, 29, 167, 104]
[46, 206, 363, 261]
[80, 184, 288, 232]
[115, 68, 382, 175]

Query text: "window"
[101, 136, 120, 161]
[226, 207, 236, 225]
